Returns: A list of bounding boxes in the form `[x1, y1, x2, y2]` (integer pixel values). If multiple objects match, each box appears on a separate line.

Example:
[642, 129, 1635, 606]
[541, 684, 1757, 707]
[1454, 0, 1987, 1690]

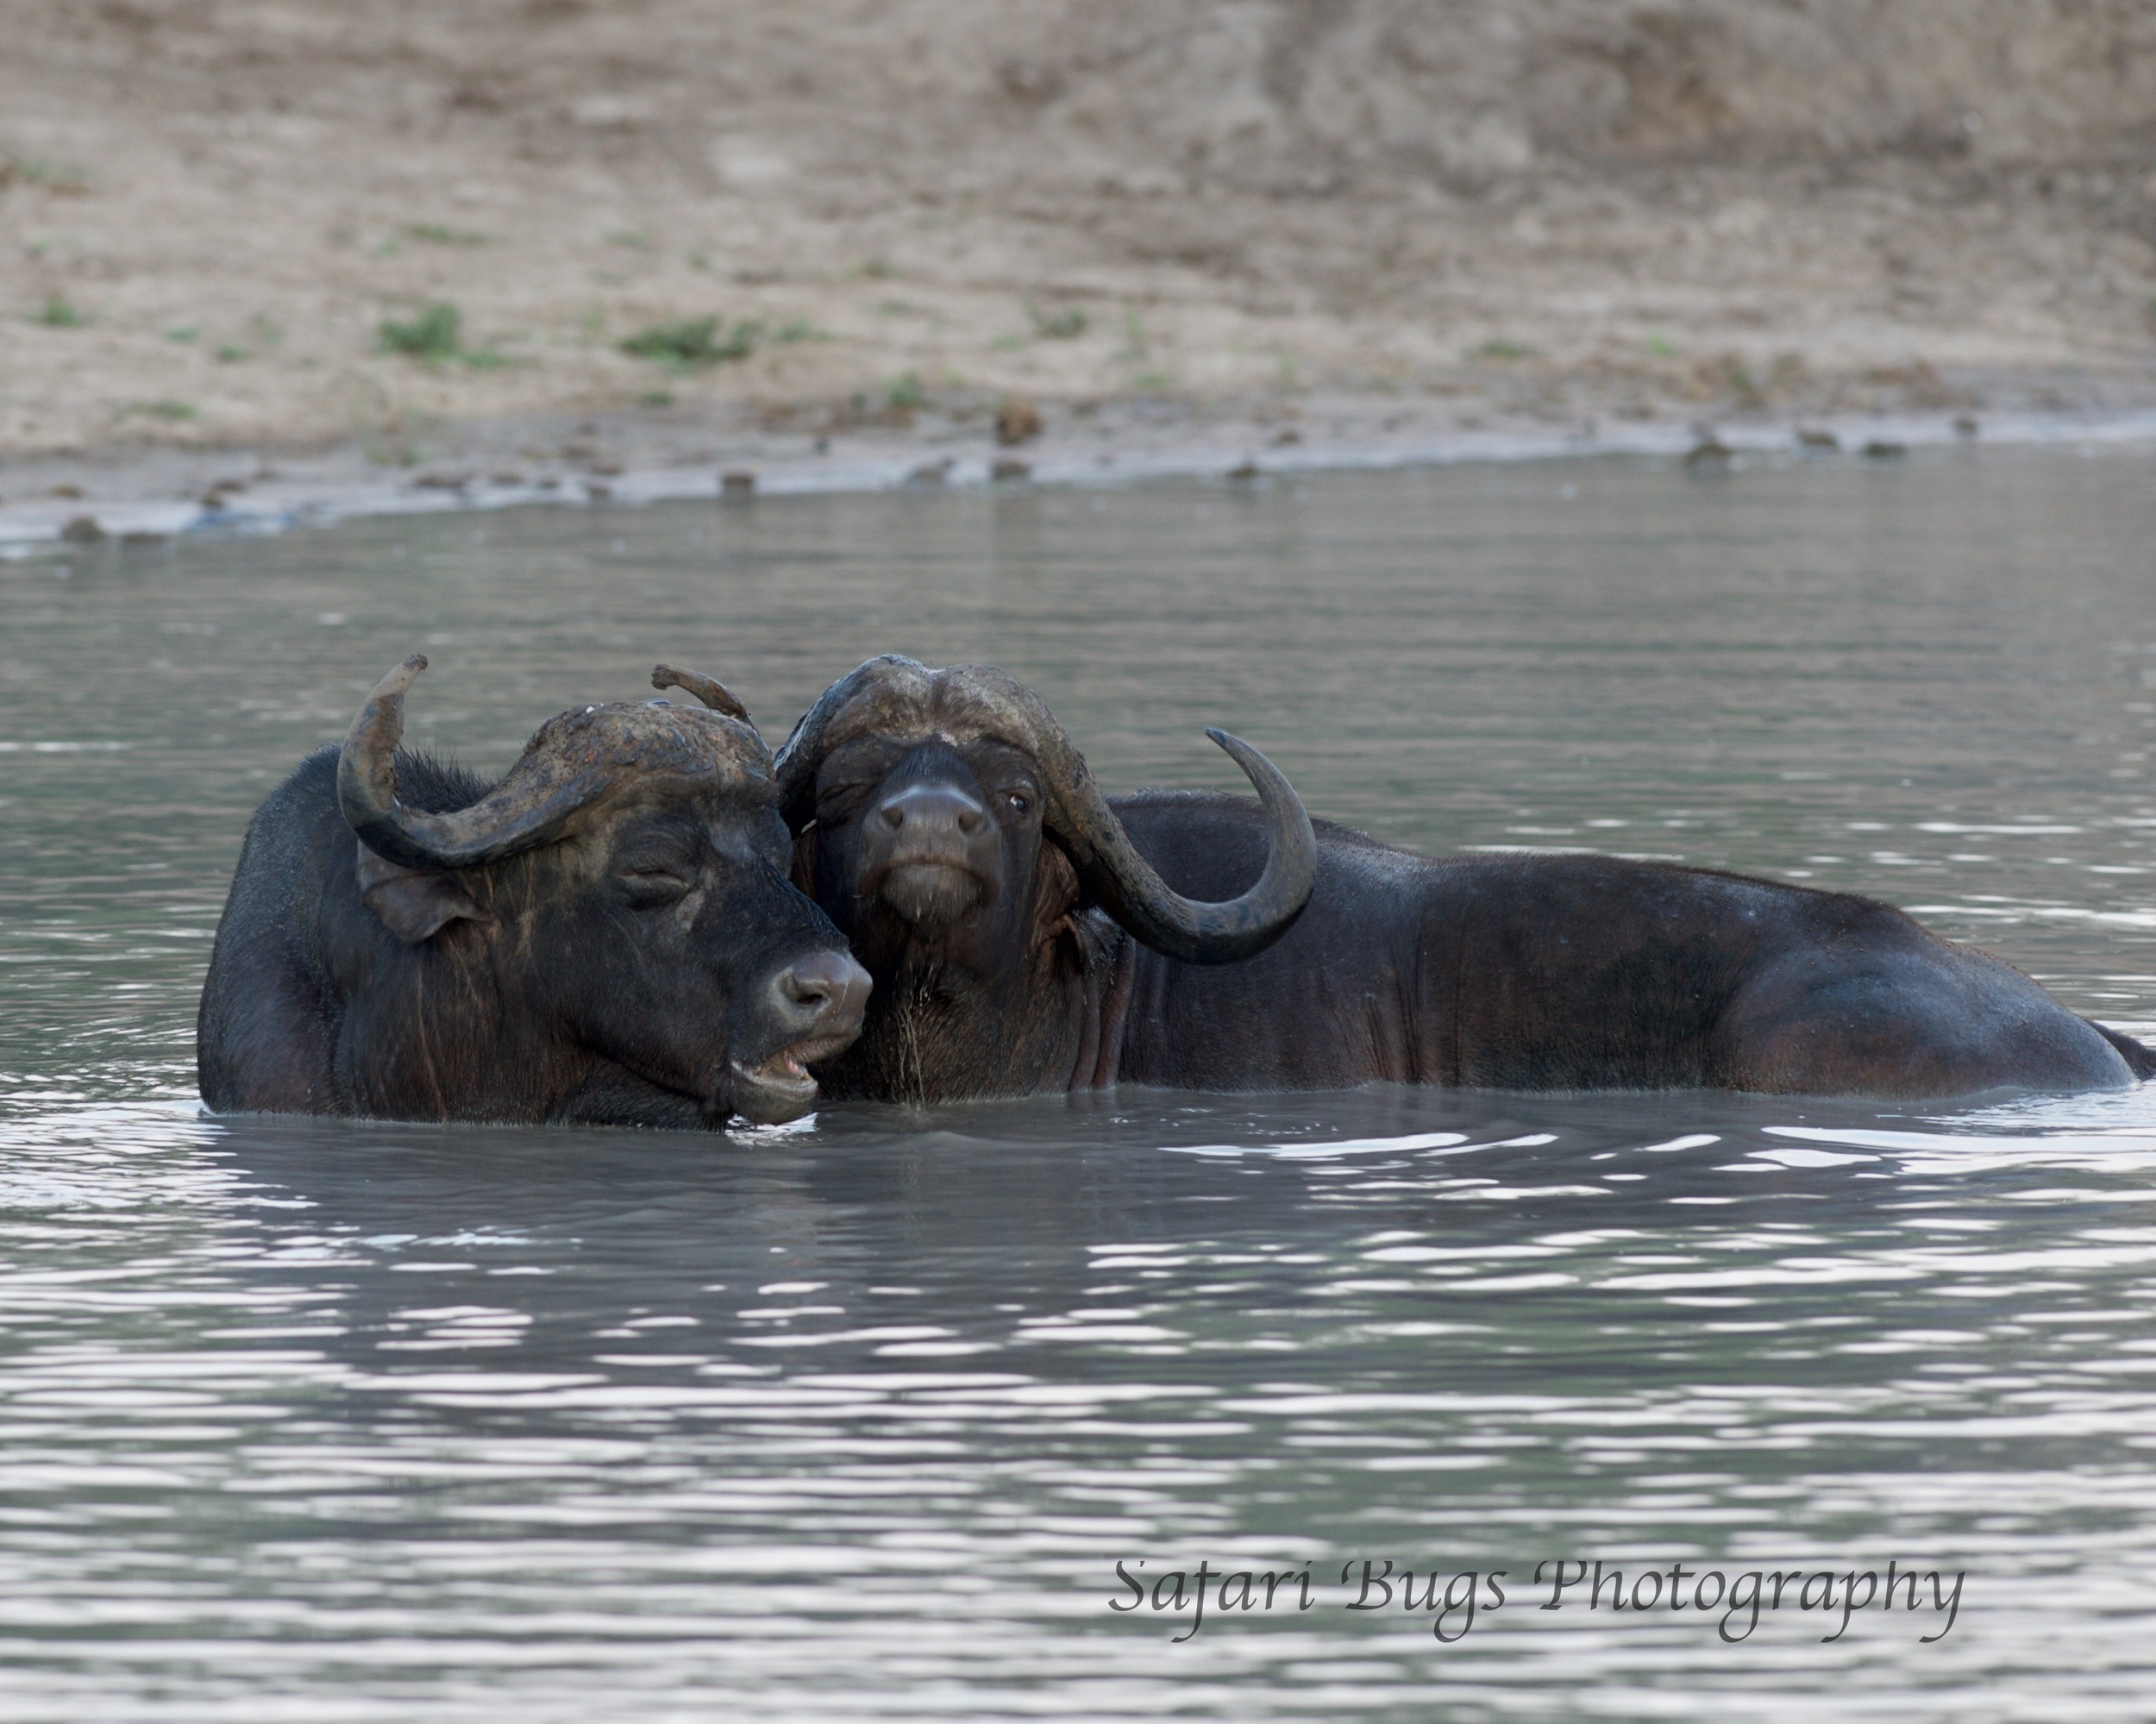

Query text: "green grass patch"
[404, 223, 490, 247]
[1474, 338, 1537, 360]
[16, 159, 92, 194]
[164, 325, 197, 344]
[885, 372, 926, 412]
[1027, 299, 1087, 340]
[1645, 332, 1681, 358]
[770, 318, 830, 344]
[373, 304, 518, 370]
[379, 302, 464, 360]
[134, 400, 198, 422]
[605, 229, 653, 250]
[620, 316, 759, 369]
[33, 296, 85, 328]
[216, 315, 283, 364]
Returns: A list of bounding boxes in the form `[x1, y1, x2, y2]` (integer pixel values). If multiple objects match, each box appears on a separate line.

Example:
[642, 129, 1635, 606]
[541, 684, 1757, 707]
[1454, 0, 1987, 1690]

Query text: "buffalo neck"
[816, 910, 1112, 1104]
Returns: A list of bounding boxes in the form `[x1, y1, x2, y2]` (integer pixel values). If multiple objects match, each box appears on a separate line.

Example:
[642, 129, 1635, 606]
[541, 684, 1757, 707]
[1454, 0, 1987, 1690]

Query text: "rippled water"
[3, 449, 2156, 1720]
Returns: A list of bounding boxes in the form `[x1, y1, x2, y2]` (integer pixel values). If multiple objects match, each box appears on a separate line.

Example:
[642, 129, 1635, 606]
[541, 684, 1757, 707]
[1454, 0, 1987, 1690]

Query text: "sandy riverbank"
[3, 1, 2153, 520]
[6, 392, 2156, 556]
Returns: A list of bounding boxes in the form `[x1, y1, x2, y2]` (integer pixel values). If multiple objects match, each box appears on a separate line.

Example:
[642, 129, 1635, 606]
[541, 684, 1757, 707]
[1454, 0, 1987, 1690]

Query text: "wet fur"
[804, 780, 2149, 1102]
[198, 746, 849, 1125]
[1104, 793, 2148, 1100]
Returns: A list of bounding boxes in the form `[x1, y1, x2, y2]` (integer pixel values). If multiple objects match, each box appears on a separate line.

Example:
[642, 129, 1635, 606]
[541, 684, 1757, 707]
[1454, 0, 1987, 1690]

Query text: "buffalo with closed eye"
[198, 655, 868, 1127]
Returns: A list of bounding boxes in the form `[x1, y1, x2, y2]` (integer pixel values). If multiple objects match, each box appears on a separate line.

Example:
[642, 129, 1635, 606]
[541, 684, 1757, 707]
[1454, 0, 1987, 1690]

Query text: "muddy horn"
[337, 655, 623, 871]
[652, 663, 752, 723]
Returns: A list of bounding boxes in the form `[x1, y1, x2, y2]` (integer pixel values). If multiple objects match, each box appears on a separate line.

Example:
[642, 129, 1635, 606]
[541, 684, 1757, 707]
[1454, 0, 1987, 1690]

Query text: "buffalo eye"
[1004, 789, 1033, 818]
[617, 868, 694, 909]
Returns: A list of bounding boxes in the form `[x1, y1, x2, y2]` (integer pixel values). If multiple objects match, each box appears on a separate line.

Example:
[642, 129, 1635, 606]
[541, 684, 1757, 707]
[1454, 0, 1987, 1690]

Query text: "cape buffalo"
[777, 656, 2153, 1103]
[199, 655, 870, 1127]
[773, 655, 1318, 1101]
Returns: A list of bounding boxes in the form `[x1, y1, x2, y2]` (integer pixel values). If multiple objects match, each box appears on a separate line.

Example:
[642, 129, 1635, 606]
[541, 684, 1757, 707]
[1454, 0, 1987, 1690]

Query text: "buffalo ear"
[1035, 837, 1083, 923]
[355, 842, 490, 945]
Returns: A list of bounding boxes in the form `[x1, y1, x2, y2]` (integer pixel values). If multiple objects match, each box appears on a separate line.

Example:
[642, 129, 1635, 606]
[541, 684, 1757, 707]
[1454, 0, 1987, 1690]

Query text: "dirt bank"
[3, 1, 2154, 481]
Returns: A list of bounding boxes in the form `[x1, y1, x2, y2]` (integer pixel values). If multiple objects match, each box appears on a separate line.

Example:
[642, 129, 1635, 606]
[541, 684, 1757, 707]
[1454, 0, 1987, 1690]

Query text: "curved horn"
[1028, 705, 1318, 964]
[773, 655, 928, 829]
[337, 655, 620, 871]
[652, 663, 751, 723]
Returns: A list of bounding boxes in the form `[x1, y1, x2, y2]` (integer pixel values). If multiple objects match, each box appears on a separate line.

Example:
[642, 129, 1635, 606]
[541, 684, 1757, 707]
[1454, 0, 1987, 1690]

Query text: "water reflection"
[3, 450, 2156, 1716]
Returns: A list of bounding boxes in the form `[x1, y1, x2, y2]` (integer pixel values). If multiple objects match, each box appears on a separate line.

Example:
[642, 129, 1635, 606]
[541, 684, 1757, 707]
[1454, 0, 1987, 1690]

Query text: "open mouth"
[726, 1030, 856, 1125]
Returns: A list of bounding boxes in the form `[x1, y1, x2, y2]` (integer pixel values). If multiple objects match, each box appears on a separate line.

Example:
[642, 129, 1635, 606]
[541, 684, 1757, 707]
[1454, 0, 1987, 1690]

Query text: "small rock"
[488, 471, 525, 486]
[120, 530, 168, 548]
[587, 459, 624, 477]
[903, 458, 953, 489]
[198, 491, 227, 511]
[60, 514, 104, 543]
[1683, 436, 1733, 469]
[49, 483, 83, 499]
[585, 481, 613, 501]
[413, 472, 471, 491]
[1227, 459, 1260, 480]
[990, 457, 1031, 482]
[1795, 427, 1839, 450]
[1952, 414, 1980, 438]
[994, 398, 1043, 447]
[720, 469, 756, 497]
[1269, 427, 1302, 447]
[812, 434, 830, 455]
[1861, 439, 1907, 460]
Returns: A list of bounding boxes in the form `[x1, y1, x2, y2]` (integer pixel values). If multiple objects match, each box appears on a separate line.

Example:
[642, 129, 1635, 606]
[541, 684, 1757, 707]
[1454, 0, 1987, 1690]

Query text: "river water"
[3, 448, 2155, 1720]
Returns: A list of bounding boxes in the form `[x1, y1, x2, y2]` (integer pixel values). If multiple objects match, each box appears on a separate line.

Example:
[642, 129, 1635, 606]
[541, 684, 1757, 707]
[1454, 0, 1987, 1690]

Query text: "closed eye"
[617, 868, 694, 908]
[815, 784, 876, 824]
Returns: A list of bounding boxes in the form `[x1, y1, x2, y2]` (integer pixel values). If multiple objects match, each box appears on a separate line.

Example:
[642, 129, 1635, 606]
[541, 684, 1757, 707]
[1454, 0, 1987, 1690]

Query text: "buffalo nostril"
[876, 781, 987, 838]
[773, 950, 873, 1031]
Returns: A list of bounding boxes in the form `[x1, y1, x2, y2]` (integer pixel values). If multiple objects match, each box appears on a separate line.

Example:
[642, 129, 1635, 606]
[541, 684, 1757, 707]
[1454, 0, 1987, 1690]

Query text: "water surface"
[3, 449, 2155, 1719]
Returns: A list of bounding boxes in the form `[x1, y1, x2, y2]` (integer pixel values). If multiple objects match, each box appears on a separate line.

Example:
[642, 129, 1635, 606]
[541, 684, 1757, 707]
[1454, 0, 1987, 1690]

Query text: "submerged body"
[1100, 793, 2147, 1099]
[778, 656, 2147, 1105]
